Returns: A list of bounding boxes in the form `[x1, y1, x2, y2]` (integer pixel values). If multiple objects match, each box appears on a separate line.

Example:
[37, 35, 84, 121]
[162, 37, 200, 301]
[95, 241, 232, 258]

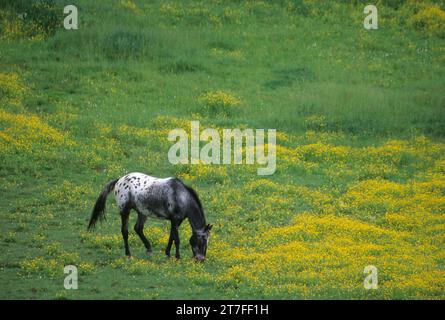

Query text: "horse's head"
[190, 224, 212, 262]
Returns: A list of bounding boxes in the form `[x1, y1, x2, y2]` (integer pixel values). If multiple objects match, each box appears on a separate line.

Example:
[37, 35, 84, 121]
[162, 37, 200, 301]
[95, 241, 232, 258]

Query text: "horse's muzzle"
[195, 255, 205, 262]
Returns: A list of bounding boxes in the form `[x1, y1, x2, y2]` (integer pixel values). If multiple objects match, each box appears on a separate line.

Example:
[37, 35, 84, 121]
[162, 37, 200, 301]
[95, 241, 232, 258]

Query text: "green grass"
[0, 0, 444, 299]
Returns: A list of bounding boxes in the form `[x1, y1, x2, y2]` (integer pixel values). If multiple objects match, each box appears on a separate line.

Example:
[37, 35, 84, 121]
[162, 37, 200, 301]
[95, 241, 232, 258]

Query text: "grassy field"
[0, 0, 444, 299]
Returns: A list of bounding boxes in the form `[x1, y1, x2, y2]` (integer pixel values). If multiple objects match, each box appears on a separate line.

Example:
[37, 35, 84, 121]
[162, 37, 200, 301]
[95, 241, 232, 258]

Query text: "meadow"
[0, 0, 444, 299]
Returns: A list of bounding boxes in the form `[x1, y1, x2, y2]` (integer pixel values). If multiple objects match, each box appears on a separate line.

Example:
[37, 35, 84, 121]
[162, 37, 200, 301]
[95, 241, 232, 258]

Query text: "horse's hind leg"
[120, 208, 131, 257]
[134, 213, 152, 255]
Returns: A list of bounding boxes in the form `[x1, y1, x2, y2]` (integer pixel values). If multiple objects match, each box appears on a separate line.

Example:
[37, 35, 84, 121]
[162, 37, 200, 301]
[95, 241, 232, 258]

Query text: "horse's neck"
[188, 211, 206, 233]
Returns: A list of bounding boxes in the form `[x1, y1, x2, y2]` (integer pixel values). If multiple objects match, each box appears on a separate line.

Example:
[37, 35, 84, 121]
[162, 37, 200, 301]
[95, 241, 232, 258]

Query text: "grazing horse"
[88, 172, 212, 261]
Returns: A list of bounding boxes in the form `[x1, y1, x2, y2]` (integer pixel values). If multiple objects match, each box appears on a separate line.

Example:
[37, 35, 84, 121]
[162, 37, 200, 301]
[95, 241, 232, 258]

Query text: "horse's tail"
[88, 179, 119, 231]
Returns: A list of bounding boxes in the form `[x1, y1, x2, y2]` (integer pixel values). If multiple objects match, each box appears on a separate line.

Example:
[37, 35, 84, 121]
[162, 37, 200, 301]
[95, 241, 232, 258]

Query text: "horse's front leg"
[173, 223, 180, 259]
[165, 221, 174, 257]
[166, 219, 181, 259]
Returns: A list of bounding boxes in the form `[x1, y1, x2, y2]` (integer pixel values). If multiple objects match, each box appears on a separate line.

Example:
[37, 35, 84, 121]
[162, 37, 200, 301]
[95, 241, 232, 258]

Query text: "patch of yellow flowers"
[119, 0, 142, 15]
[0, 72, 27, 106]
[0, 109, 74, 155]
[198, 90, 242, 114]
[409, 5, 445, 37]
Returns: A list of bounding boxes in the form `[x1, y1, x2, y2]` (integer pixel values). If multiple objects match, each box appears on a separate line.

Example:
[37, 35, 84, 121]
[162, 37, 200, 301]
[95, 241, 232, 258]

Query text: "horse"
[87, 172, 212, 261]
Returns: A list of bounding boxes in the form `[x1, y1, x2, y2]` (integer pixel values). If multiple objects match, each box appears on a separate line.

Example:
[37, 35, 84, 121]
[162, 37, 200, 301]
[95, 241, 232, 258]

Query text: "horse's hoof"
[127, 255, 132, 260]
[146, 251, 153, 257]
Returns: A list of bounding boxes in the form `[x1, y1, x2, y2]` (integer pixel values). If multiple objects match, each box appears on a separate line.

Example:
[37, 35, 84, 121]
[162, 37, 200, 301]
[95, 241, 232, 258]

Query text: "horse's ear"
[206, 224, 213, 232]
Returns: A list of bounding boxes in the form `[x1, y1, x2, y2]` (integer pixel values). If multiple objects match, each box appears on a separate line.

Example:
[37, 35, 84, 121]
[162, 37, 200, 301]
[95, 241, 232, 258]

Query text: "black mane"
[180, 181, 203, 212]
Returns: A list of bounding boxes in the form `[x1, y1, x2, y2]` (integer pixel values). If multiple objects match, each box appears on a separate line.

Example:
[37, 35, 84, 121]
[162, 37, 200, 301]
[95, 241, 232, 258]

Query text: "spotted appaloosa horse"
[88, 172, 212, 261]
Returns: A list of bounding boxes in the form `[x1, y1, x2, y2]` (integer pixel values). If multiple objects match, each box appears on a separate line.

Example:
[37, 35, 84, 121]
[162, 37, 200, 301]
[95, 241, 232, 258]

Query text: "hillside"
[0, 0, 444, 299]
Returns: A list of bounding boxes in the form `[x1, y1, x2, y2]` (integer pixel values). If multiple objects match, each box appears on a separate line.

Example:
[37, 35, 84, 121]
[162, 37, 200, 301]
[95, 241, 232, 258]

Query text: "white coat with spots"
[114, 173, 174, 219]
